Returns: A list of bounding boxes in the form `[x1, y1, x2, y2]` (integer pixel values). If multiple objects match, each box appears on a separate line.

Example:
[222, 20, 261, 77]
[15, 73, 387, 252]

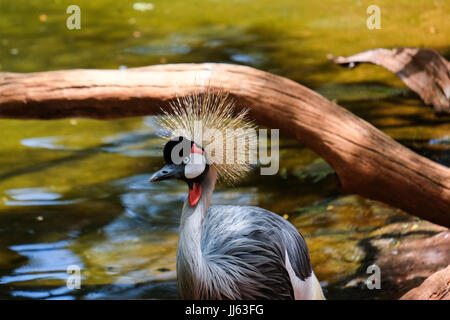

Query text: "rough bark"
[401, 264, 450, 300]
[330, 48, 450, 115]
[1, 63, 449, 227]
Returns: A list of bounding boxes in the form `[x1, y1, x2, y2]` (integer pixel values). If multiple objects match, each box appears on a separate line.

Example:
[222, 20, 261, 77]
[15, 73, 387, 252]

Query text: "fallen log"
[329, 48, 450, 115]
[1, 63, 449, 227]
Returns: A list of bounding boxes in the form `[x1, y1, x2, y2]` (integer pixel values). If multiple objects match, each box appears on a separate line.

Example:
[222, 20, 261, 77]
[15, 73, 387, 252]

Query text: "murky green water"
[0, 0, 449, 299]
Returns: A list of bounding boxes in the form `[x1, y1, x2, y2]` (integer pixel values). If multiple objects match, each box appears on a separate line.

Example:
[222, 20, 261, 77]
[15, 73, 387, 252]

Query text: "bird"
[149, 88, 325, 300]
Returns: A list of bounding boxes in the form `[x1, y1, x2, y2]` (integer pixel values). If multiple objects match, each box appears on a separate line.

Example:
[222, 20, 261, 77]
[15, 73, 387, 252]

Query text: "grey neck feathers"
[176, 167, 217, 299]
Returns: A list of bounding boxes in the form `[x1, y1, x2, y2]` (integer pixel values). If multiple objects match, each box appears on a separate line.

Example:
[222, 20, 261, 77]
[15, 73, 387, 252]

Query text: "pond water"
[0, 0, 449, 299]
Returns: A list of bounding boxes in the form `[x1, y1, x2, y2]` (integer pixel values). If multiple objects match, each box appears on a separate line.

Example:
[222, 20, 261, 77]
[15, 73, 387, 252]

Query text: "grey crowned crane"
[149, 89, 325, 300]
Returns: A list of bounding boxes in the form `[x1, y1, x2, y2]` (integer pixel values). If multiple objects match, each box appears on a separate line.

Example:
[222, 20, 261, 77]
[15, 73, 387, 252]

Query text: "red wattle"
[188, 182, 202, 207]
[191, 144, 204, 155]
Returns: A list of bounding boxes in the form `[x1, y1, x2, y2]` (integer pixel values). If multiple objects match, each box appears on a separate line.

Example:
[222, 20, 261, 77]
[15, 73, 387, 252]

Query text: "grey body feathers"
[177, 205, 312, 299]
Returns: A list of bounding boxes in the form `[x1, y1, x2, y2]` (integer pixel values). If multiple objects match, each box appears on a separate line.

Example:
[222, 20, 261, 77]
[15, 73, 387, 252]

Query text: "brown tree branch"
[330, 48, 450, 115]
[1, 63, 449, 227]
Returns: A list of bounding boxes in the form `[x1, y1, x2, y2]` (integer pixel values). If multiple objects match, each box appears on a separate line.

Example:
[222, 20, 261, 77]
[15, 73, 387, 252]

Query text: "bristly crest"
[156, 87, 258, 184]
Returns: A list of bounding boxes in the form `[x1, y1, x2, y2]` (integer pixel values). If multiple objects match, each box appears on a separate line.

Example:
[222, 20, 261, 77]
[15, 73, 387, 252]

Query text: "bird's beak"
[148, 164, 183, 182]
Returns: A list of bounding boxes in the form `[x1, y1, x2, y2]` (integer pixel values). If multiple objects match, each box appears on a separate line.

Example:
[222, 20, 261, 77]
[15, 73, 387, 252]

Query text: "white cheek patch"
[184, 153, 206, 179]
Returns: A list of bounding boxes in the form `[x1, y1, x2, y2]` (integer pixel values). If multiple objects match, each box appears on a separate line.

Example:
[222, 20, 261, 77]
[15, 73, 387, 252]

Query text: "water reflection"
[102, 130, 161, 158]
[0, 111, 447, 300]
[5, 188, 81, 206]
[0, 0, 449, 300]
[21, 137, 75, 151]
[0, 102, 448, 301]
[1, 240, 83, 299]
[430, 136, 450, 146]
[123, 43, 191, 56]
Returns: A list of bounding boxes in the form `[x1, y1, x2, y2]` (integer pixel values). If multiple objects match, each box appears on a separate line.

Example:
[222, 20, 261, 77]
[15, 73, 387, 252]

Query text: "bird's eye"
[182, 156, 190, 164]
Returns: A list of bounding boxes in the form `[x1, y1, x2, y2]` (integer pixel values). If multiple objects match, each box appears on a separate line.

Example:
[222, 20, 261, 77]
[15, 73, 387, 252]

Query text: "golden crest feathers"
[156, 87, 258, 184]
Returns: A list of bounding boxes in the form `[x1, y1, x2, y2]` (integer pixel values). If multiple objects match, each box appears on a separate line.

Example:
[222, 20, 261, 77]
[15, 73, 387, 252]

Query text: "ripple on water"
[4, 188, 82, 206]
[1, 240, 83, 299]
[20, 137, 76, 151]
[430, 136, 450, 146]
[123, 43, 191, 56]
[229, 52, 266, 66]
[101, 129, 162, 158]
